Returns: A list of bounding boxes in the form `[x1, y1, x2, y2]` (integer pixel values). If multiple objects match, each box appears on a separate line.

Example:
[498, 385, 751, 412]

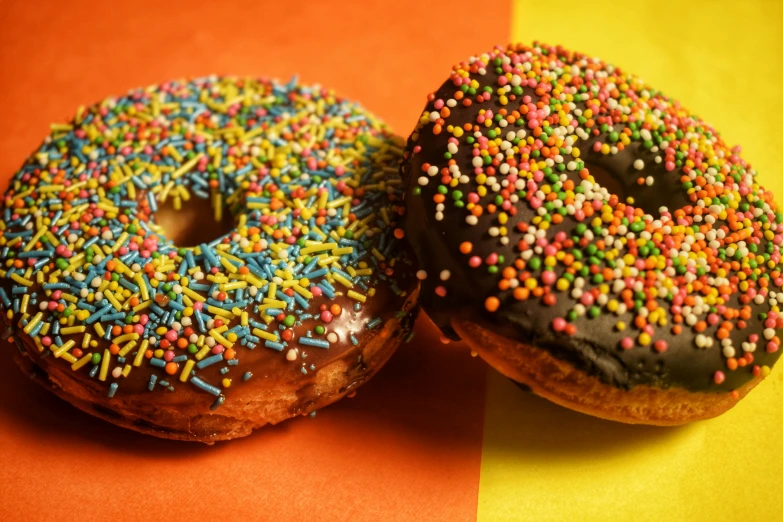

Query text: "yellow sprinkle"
[219, 257, 238, 273]
[71, 354, 93, 371]
[207, 306, 233, 318]
[111, 232, 128, 253]
[252, 328, 279, 342]
[118, 339, 138, 357]
[179, 360, 196, 382]
[171, 153, 203, 179]
[299, 243, 336, 255]
[60, 325, 87, 335]
[10, 273, 33, 287]
[136, 273, 149, 300]
[23, 227, 47, 252]
[347, 290, 367, 303]
[99, 349, 111, 381]
[113, 333, 139, 345]
[52, 339, 75, 358]
[94, 323, 106, 338]
[121, 364, 132, 378]
[181, 285, 206, 302]
[22, 312, 43, 334]
[333, 273, 353, 289]
[133, 300, 152, 312]
[133, 339, 150, 367]
[293, 285, 313, 299]
[104, 289, 123, 311]
[259, 299, 287, 308]
[194, 346, 212, 361]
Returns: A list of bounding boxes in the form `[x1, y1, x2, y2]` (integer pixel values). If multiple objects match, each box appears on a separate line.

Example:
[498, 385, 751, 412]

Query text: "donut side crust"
[452, 319, 761, 425]
[9, 288, 418, 443]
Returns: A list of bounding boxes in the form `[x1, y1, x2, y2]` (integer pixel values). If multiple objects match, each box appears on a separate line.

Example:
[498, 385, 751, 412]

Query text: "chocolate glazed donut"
[402, 43, 783, 425]
[1, 76, 418, 442]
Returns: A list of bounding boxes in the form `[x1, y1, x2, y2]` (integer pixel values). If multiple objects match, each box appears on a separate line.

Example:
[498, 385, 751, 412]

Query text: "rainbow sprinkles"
[0, 76, 412, 410]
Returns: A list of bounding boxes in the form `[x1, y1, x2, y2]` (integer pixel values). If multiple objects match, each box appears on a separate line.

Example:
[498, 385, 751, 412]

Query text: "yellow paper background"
[478, 1, 783, 520]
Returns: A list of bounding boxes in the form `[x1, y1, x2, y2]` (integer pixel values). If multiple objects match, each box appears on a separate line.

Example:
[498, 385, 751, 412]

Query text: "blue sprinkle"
[196, 354, 224, 369]
[264, 340, 285, 351]
[366, 317, 382, 330]
[298, 337, 330, 349]
[191, 376, 221, 396]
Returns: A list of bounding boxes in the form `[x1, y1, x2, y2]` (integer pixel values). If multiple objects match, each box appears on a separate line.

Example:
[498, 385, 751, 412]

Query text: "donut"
[401, 43, 782, 425]
[1, 76, 418, 442]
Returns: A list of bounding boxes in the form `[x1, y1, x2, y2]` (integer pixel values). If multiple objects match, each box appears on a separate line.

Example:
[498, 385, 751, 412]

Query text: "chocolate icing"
[401, 47, 781, 392]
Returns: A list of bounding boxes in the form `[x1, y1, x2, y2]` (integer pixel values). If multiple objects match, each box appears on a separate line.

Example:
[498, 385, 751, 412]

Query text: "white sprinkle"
[633, 159, 644, 170]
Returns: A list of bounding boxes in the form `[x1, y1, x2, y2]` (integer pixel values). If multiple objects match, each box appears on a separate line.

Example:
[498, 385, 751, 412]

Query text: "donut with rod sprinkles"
[1, 76, 418, 442]
[402, 43, 781, 424]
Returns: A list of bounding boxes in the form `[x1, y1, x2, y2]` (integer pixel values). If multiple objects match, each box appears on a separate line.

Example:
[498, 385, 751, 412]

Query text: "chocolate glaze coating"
[402, 45, 781, 392]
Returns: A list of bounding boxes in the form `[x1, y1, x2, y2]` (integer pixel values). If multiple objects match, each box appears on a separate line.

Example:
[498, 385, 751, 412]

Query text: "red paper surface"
[0, 1, 510, 520]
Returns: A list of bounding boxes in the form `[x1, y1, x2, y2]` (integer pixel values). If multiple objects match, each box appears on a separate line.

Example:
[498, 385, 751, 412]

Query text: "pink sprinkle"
[713, 371, 726, 384]
[435, 286, 447, 297]
[468, 256, 482, 268]
[767, 342, 779, 353]
[620, 337, 634, 350]
[552, 318, 567, 332]
[542, 271, 556, 286]
[654, 340, 668, 353]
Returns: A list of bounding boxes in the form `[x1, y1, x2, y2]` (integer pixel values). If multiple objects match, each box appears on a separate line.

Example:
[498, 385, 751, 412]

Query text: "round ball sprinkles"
[403, 43, 782, 392]
[1, 76, 414, 410]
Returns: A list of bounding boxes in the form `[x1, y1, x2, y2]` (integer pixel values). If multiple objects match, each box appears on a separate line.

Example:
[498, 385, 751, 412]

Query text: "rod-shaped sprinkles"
[1, 76, 411, 407]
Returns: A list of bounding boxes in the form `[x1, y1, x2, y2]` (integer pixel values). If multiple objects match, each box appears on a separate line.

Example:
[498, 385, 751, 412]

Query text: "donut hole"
[581, 155, 689, 218]
[154, 196, 235, 247]
[583, 162, 628, 203]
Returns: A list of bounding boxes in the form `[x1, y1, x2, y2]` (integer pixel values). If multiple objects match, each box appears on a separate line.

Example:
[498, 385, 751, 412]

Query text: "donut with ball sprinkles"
[1, 76, 417, 441]
[402, 43, 781, 424]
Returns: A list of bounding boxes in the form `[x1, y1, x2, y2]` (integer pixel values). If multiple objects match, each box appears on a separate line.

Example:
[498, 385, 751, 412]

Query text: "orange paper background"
[0, 1, 510, 520]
